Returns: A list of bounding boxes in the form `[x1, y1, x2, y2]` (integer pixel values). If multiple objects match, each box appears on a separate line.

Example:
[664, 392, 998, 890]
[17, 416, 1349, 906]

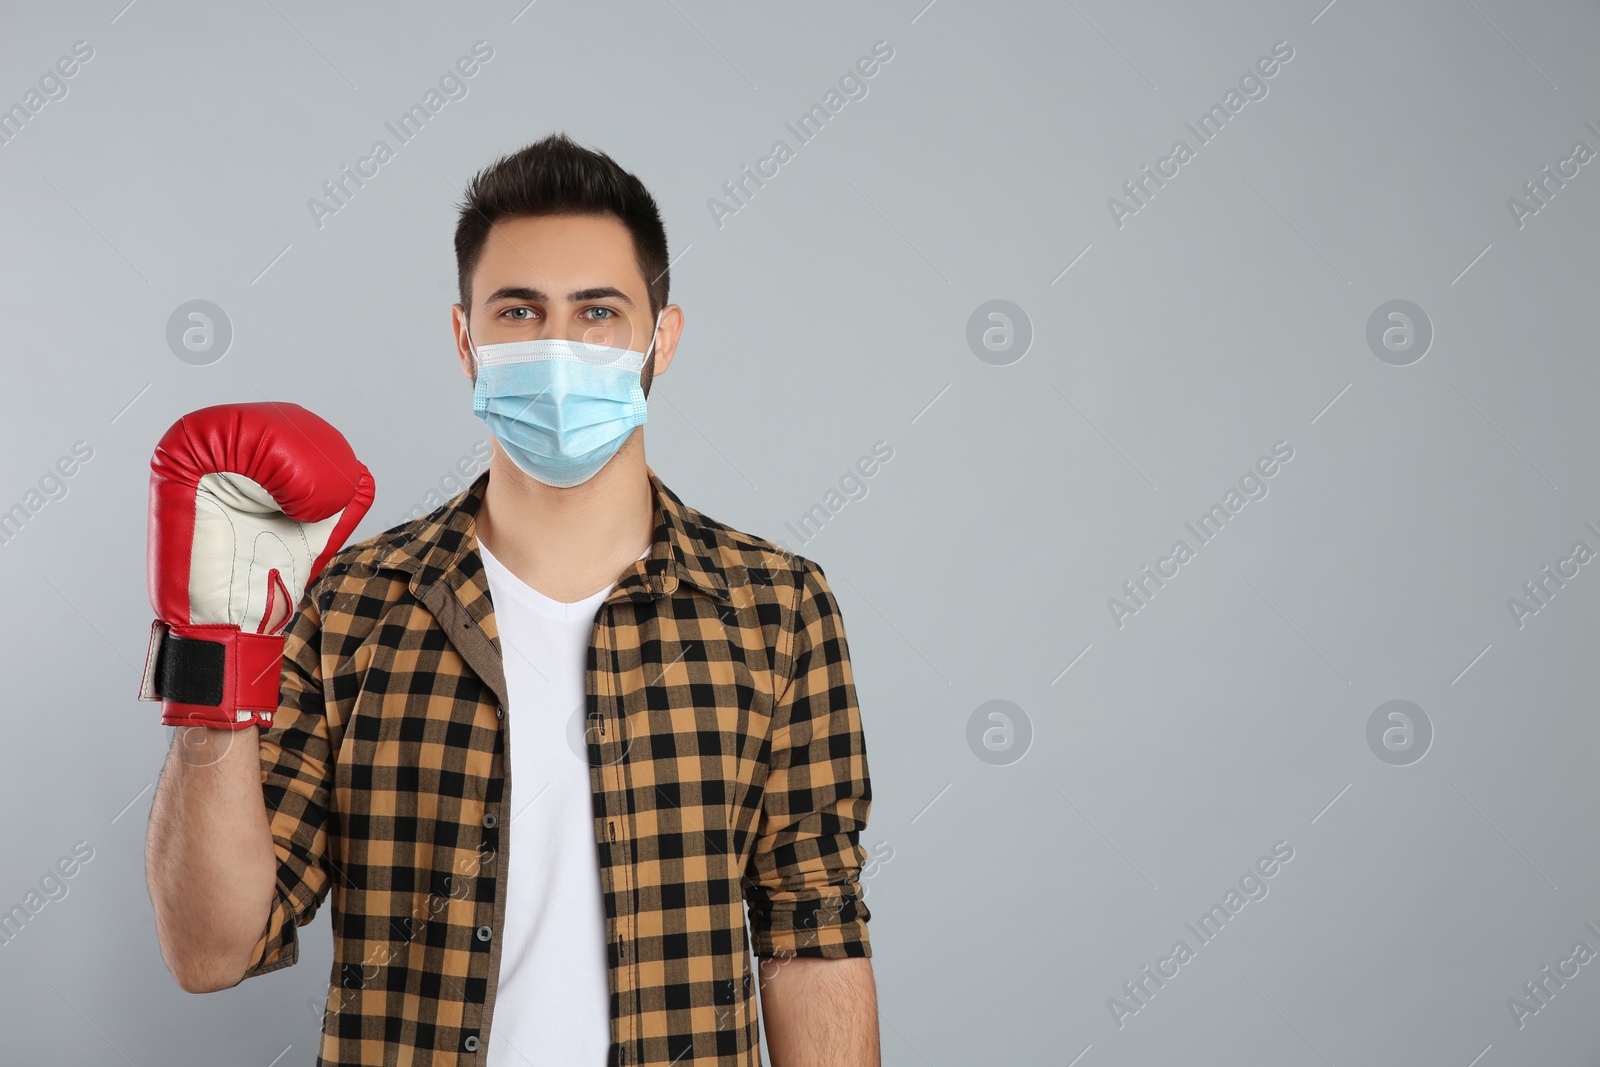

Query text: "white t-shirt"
[480, 540, 647, 1065]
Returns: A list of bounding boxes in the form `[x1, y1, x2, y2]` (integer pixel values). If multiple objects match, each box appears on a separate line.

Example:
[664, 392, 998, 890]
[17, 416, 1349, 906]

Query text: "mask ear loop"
[464, 316, 495, 418]
[643, 308, 664, 366]
[632, 309, 665, 420]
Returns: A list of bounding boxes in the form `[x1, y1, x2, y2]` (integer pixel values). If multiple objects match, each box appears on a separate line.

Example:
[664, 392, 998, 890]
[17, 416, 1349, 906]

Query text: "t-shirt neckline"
[477, 537, 649, 620]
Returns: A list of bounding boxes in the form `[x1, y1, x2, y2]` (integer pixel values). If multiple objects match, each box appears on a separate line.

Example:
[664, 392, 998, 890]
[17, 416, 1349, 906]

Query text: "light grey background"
[2, 0, 1597, 1064]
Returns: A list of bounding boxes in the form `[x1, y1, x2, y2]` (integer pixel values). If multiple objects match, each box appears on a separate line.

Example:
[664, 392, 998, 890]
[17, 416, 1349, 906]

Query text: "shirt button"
[482, 813, 498, 829]
[496, 703, 504, 719]
[463, 1034, 480, 1052]
[476, 925, 493, 942]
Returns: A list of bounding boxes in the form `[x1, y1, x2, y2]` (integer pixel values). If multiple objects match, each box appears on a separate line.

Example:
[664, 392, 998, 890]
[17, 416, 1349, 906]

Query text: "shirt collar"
[374, 465, 733, 604]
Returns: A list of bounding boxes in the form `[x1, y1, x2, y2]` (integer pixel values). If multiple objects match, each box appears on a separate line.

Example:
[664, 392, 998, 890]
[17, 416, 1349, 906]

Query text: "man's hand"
[759, 956, 879, 1067]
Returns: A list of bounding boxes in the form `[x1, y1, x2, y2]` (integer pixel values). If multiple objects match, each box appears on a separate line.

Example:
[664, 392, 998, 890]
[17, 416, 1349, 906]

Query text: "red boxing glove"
[137, 402, 375, 729]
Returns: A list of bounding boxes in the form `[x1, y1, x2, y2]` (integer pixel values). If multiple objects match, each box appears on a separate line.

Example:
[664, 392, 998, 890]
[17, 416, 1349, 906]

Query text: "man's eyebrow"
[483, 285, 636, 307]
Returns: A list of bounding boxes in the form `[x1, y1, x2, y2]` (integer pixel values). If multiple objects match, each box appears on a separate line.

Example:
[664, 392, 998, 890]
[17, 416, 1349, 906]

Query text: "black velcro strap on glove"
[156, 632, 226, 707]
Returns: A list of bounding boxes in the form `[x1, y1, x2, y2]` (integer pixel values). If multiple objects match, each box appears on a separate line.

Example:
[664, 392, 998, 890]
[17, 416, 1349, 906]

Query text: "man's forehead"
[481, 213, 631, 254]
[475, 215, 643, 291]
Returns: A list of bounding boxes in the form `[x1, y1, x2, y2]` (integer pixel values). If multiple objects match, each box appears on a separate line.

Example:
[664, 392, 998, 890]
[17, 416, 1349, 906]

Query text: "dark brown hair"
[453, 132, 670, 323]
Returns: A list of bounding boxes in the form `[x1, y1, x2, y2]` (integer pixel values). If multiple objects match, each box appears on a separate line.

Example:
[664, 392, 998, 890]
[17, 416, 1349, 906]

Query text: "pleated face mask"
[468, 310, 661, 488]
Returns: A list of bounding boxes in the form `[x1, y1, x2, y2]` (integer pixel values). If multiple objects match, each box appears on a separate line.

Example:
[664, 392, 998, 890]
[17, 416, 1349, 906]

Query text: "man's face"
[452, 213, 679, 392]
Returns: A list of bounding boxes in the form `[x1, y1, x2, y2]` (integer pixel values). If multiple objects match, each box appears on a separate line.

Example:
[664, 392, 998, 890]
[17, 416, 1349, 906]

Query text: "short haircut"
[453, 132, 670, 323]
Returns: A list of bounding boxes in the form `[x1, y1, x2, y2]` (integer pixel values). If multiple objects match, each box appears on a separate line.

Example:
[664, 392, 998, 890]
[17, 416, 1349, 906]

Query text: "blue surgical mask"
[468, 310, 662, 488]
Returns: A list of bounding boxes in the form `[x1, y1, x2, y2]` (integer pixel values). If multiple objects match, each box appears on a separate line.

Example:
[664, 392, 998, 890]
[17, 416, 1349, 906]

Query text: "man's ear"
[640, 305, 683, 399]
[649, 304, 684, 380]
[453, 304, 476, 383]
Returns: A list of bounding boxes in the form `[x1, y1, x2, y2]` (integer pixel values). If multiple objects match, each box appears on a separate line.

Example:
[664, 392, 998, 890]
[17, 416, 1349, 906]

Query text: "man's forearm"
[145, 727, 277, 993]
[759, 955, 879, 1067]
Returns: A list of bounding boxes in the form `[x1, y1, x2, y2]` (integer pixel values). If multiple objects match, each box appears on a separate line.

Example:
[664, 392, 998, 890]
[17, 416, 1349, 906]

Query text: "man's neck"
[475, 435, 655, 604]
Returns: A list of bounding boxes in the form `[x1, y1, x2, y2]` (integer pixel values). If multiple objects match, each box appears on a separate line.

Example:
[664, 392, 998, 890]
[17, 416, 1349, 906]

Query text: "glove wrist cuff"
[138, 620, 284, 730]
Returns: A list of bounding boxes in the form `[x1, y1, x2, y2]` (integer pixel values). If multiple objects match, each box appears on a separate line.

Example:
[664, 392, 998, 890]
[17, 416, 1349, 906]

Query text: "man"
[143, 133, 879, 1065]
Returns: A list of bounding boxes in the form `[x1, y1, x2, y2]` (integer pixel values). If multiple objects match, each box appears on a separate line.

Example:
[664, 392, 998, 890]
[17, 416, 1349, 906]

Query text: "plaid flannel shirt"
[241, 466, 873, 1066]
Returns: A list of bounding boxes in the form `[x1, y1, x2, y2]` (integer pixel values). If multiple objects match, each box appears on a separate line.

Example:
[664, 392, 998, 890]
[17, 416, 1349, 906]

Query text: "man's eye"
[503, 307, 533, 320]
[586, 307, 616, 320]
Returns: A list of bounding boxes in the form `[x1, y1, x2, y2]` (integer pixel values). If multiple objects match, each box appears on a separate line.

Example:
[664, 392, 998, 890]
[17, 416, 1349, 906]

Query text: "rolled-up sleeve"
[745, 558, 873, 959]
[241, 591, 334, 978]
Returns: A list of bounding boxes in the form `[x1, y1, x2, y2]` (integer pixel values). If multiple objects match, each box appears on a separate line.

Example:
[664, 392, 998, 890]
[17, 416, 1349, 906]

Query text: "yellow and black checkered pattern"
[243, 466, 873, 1065]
